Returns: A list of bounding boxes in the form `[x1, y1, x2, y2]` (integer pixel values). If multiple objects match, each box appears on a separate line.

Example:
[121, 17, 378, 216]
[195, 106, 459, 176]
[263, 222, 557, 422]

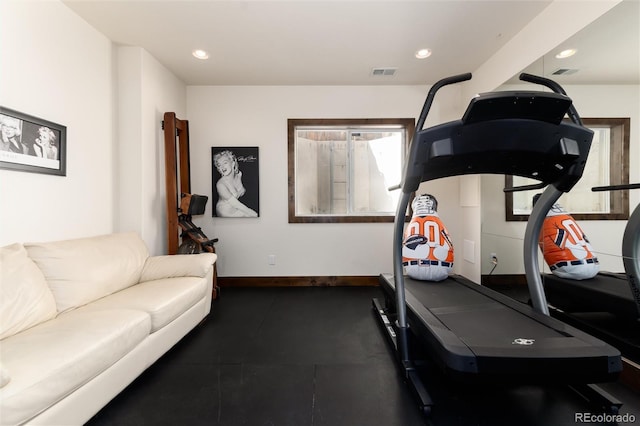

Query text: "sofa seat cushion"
[25, 232, 149, 313]
[86, 277, 208, 332]
[0, 307, 151, 426]
[0, 244, 57, 340]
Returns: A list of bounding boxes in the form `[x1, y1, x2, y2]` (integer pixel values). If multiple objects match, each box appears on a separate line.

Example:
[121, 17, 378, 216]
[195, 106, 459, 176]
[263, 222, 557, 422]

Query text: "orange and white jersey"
[539, 205, 599, 280]
[403, 214, 454, 281]
[403, 215, 454, 264]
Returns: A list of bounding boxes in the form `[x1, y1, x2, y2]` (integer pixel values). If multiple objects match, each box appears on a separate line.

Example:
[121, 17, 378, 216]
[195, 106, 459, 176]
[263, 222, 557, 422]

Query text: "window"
[506, 118, 630, 221]
[288, 118, 414, 223]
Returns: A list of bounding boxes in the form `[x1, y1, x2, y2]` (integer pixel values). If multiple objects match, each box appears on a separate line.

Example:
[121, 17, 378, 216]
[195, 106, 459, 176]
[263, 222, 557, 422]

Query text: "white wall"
[0, 2, 186, 255]
[481, 84, 640, 275]
[116, 47, 187, 255]
[0, 1, 115, 245]
[4, 0, 629, 283]
[186, 85, 461, 277]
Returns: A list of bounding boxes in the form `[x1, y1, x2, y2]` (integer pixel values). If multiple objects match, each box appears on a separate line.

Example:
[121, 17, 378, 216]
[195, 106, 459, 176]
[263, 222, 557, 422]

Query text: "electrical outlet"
[268, 255, 276, 266]
[490, 253, 498, 265]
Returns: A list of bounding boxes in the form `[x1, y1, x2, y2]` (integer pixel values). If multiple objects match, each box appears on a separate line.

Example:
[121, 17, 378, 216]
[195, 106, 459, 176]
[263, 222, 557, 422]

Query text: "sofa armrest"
[140, 253, 216, 282]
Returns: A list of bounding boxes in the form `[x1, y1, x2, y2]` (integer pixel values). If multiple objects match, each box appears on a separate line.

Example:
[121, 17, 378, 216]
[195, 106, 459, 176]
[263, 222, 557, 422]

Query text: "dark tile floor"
[86, 286, 640, 426]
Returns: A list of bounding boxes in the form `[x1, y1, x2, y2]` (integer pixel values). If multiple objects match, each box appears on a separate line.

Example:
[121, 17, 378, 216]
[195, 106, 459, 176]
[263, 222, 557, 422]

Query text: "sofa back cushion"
[25, 232, 149, 312]
[0, 244, 57, 339]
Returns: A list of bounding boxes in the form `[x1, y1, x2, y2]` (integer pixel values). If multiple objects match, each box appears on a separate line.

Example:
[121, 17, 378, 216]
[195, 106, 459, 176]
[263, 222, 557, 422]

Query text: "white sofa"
[0, 232, 216, 426]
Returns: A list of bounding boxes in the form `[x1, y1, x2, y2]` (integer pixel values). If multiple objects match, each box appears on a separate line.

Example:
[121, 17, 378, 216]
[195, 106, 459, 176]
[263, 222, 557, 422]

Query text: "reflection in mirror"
[538, 184, 640, 364]
[481, 0, 639, 285]
[288, 118, 413, 223]
[508, 0, 639, 86]
[506, 118, 630, 221]
[480, 2, 640, 366]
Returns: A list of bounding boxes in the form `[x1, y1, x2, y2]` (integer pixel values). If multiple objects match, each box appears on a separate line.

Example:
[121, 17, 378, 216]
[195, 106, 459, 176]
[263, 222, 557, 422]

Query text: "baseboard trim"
[220, 275, 525, 288]
[621, 358, 640, 392]
[218, 276, 379, 288]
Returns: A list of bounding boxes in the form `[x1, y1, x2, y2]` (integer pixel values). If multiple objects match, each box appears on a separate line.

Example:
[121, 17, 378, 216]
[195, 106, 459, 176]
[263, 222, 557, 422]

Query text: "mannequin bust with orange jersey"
[534, 194, 599, 280]
[402, 194, 454, 281]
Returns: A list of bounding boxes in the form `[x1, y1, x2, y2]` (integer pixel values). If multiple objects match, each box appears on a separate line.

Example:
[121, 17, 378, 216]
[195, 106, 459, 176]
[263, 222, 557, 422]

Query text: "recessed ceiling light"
[192, 49, 209, 60]
[415, 48, 432, 59]
[555, 49, 577, 59]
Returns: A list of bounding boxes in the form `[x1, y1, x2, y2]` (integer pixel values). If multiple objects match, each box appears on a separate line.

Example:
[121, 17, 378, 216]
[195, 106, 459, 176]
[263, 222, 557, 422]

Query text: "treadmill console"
[462, 91, 572, 125]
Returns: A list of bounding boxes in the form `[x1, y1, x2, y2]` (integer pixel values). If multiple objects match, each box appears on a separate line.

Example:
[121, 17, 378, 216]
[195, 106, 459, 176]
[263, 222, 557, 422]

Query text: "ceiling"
[63, 0, 639, 86]
[516, 0, 639, 85]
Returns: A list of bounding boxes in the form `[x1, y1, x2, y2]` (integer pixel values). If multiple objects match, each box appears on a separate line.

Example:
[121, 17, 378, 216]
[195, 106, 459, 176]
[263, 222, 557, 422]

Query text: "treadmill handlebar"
[519, 73, 568, 95]
[519, 73, 582, 126]
[504, 182, 547, 193]
[592, 183, 640, 192]
[415, 73, 472, 132]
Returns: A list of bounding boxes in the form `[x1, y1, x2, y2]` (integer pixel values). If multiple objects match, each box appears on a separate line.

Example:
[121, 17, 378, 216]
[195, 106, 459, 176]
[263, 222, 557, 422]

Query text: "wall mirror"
[481, 0, 639, 280]
[506, 117, 631, 221]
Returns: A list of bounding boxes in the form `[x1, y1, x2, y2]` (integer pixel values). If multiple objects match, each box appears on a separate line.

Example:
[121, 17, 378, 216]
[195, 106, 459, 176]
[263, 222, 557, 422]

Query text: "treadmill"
[543, 182, 640, 321]
[373, 73, 623, 415]
[542, 183, 640, 359]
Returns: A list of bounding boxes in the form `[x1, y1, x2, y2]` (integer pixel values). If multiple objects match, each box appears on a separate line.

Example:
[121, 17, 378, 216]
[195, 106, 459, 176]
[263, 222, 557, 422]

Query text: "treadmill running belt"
[379, 273, 621, 384]
[544, 273, 638, 321]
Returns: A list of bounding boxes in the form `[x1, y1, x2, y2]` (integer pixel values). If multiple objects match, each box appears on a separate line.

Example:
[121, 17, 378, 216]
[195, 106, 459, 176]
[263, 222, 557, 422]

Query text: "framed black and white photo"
[211, 146, 259, 217]
[0, 107, 66, 176]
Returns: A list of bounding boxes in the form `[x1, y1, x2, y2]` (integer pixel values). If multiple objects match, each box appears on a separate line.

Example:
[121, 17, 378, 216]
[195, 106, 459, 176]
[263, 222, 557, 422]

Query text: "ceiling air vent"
[371, 67, 397, 77]
[552, 68, 579, 76]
